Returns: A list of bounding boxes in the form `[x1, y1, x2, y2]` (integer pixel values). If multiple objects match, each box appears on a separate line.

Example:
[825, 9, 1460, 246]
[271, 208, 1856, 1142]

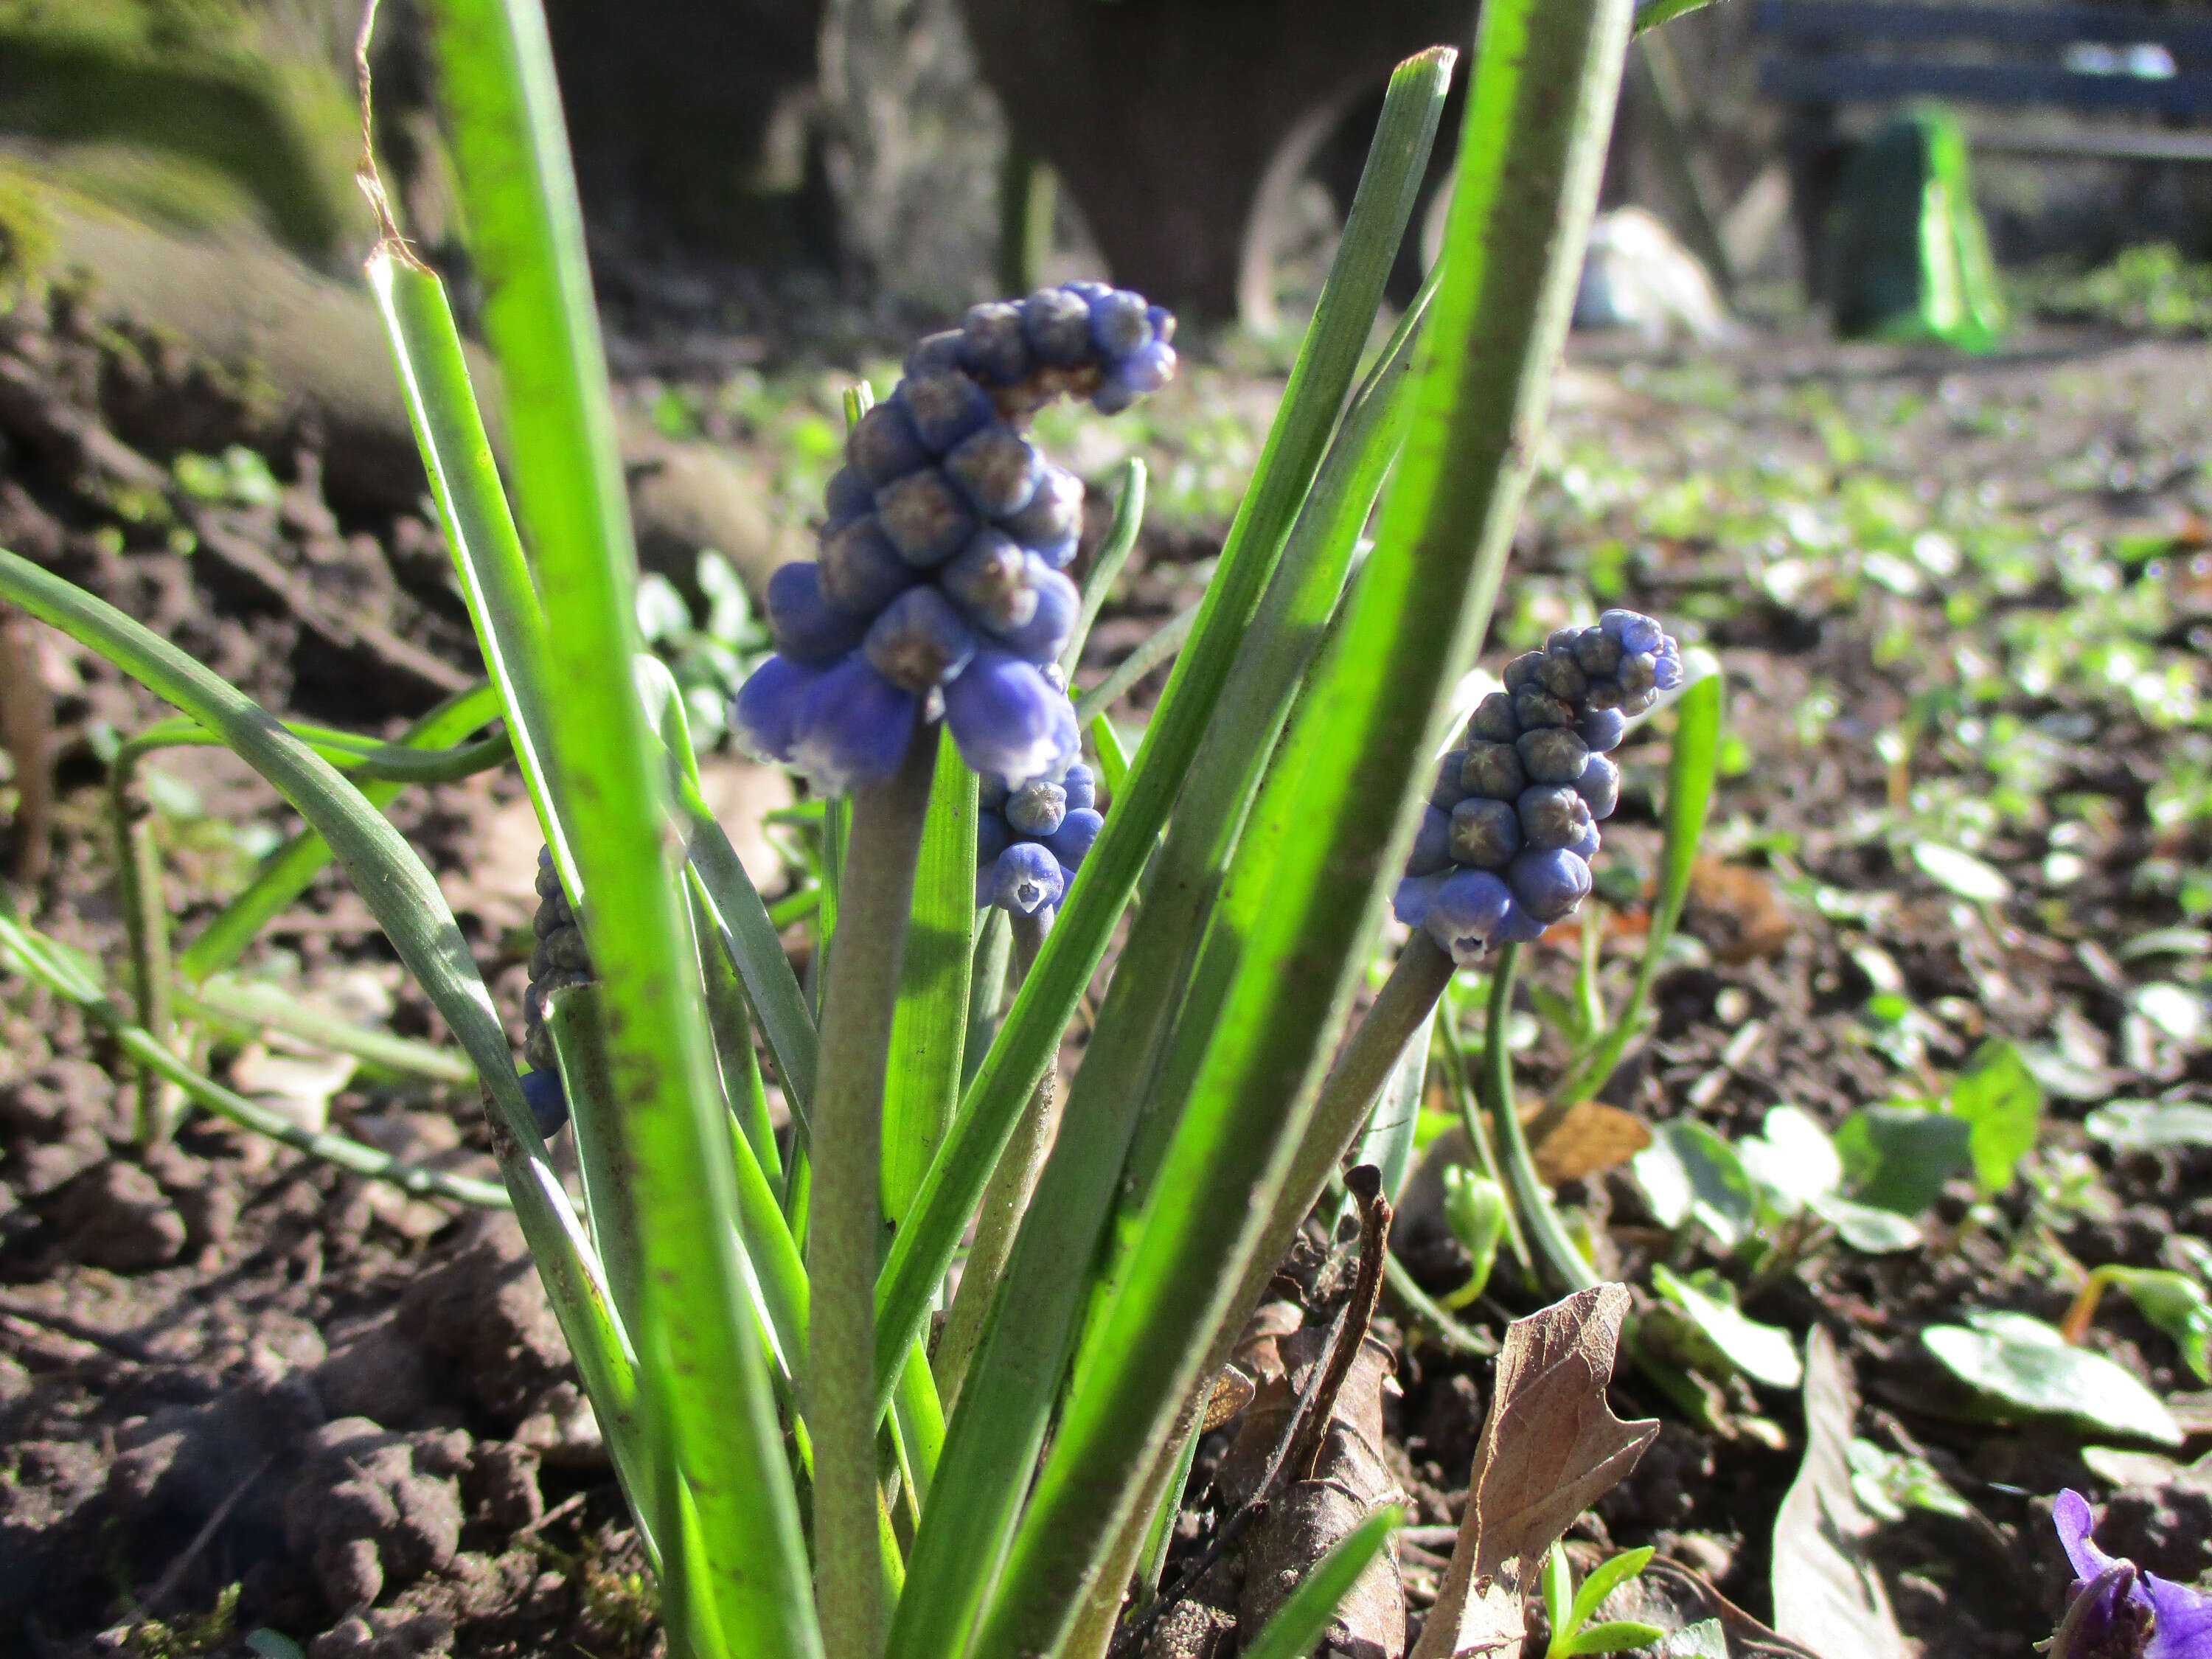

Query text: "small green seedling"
[1540, 1542, 1666, 1658]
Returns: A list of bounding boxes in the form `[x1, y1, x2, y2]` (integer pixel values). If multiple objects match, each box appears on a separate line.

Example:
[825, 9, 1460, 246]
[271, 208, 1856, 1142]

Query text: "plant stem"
[1485, 947, 1599, 1294]
[810, 728, 938, 1659]
[933, 911, 1054, 1410]
[1438, 981, 1530, 1272]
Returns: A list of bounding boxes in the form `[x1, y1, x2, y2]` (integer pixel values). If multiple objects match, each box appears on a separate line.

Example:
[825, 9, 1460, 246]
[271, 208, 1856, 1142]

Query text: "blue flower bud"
[1430, 750, 1470, 810]
[1513, 684, 1574, 730]
[978, 810, 1010, 869]
[790, 655, 919, 793]
[1006, 778, 1068, 837]
[1393, 871, 1447, 930]
[1425, 868, 1514, 965]
[1517, 726, 1590, 786]
[732, 653, 824, 762]
[877, 467, 978, 567]
[819, 515, 919, 613]
[1022, 286, 1094, 366]
[1652, 644, 1685, 692]
[946, 423, 1045, 518]
[1094, 342, 1176, 414]
[1600, 608, 1663, 654]
[1509, 846, 1591, 924]
[1146, 305, 1177, 344]
[520, 1067, 569, 1137]
[989, 841, 1064, 914]
[1618, 686, 1659, 717]
[943, 529, 1038, 633]
[849, 400, 930, 487]
[1002, 465, 1084, 567]
[1460, 740, 1526, 801]
[1503, 651, 1546, 692]
[1088, 289, 1152, 356]
[1045, 806, 1102, 870]
[1615, 651, 1658, 698]
[824, 465, 874, 532]
[990, 559, 1079, 664]
[1064, 279, 1113, 302]
[767, 561, 869, 664]
[1450, 796, 1521, 868]
[865, 586, 978, 692]
[906, 329, 964, 380]
[978, 772, 1009, 811]
[1565, 818, 1602, 861]
[945, 650, 1074, 788]
[1464, 692, 1520, 745]
[1573, 627, 1624, 677]
[1517, 784, 1593, 849]
[1575, 751, 1621, 820]
[959, 301, 1031, 384]
[1407, 804, 1454, 876]
[1534, 650, 1587, 701]
[900, 372, 995, 453]
[1577, 707, 1627, 753]
[1062, 762, 1096, 811]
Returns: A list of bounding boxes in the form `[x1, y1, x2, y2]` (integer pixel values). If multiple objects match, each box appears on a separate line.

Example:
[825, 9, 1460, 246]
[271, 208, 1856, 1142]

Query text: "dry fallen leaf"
[1770, 1329, 1909, 1659]
[1530, 1100, 1652, 1185]
[1411, 1284, 1659, 1659]
[1684, 857, 1792, 965]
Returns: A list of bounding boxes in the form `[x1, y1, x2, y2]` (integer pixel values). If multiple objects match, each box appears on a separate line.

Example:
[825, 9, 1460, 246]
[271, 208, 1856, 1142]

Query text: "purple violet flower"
[2051, 1489, 2212, 1659]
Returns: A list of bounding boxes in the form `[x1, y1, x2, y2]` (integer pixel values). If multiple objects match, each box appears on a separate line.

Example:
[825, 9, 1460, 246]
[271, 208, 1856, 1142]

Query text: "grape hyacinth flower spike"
[2048, 1490, 2212, 1659]
[734, 282, 1176, 794]
[977, 755, 1102, 930]
[1395, 608, 1681, 966]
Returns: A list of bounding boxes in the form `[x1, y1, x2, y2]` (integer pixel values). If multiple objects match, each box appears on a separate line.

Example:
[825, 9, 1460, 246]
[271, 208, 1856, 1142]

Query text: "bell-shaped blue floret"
[732, 653, 824, 763]
[1575, 752, 1621, 820]
[849, 400, 930, 487]
[977, 811, 1010, 870]
[946, 424, 1046, 518]
[1393, 871, 1448, 931]
[1450, 796, 1521, 869]
[1465, 692, 1520, 744]
[1430, 750, 1470, 810]
[959, 301, 1031, 383]
[1517, 785, 1592, 851]
[1508, 846, 1592, 924]
[1045, 806, 1102, 871]
[1600, 608, 1663, 654]
[819, 516, 920, 615]
[1424, 869, 1514, 966]
[945, 650, 1075, 789]
[790, 655, 919, 793]
[1002, 465, 1084, 568]
[877, 467, 978, 567]
[1517, 726, 1589, 787]
[1006, 779, 1068, 837]
[988, 841, 1064, 914]
[520, 1068, 569, 1137]
[1406, 804, 1454, 877]
[1578, 706, 1627, 754]
[943, 530, 1038, 633]
[1460, 741, 1526, 802]
[1088, 289, 1152, 356]
[991, 561, 1079, 664]
[905, 330, 964, 380]
[1652, 641, 1686, 692]
[1022, 286, 1095, 366]
[1498, 899, 1551, 945]
[1062, 762, 1096, 812]
[864, 586, 979, 692]
[824, 465, 875, 532]
[900, 372, 995, 456]
[1564, 818, 1601, 861]
[1095, 341, 1176, 414]
[766, 562, 869, 664]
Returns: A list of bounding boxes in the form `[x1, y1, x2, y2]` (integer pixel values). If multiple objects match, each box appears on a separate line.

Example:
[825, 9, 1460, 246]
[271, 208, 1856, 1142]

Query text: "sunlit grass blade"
[178, 681, 508, 981]
[2, 910, 508, 1208]
[1487, 946, 1600, 1295]
[881, 728, 978, 1223]
[0, 547, 654, 1553]
[1551, 667, 1722, 1111]
[421, 0, 818, 1649]
[1073, 604, 1197, 723]
[1062, 460, 1147, 677]
[963, 5, 1634, 1650]
[885, 49, 1455, 1659]
[1235, 1508, 1403, 1659]
[179, 974, 473, 1084]
[1352, 998, 1438, 1203]
[369, 252, 577, 899]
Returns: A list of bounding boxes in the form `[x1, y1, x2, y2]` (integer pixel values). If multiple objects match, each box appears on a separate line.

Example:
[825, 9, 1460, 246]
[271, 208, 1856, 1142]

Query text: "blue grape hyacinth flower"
[1396, 609, 1681, 966]
[978, 757, 1101, 925]
[735, 283, 1175, 795]
[2050, 1489, 2212, 1659]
